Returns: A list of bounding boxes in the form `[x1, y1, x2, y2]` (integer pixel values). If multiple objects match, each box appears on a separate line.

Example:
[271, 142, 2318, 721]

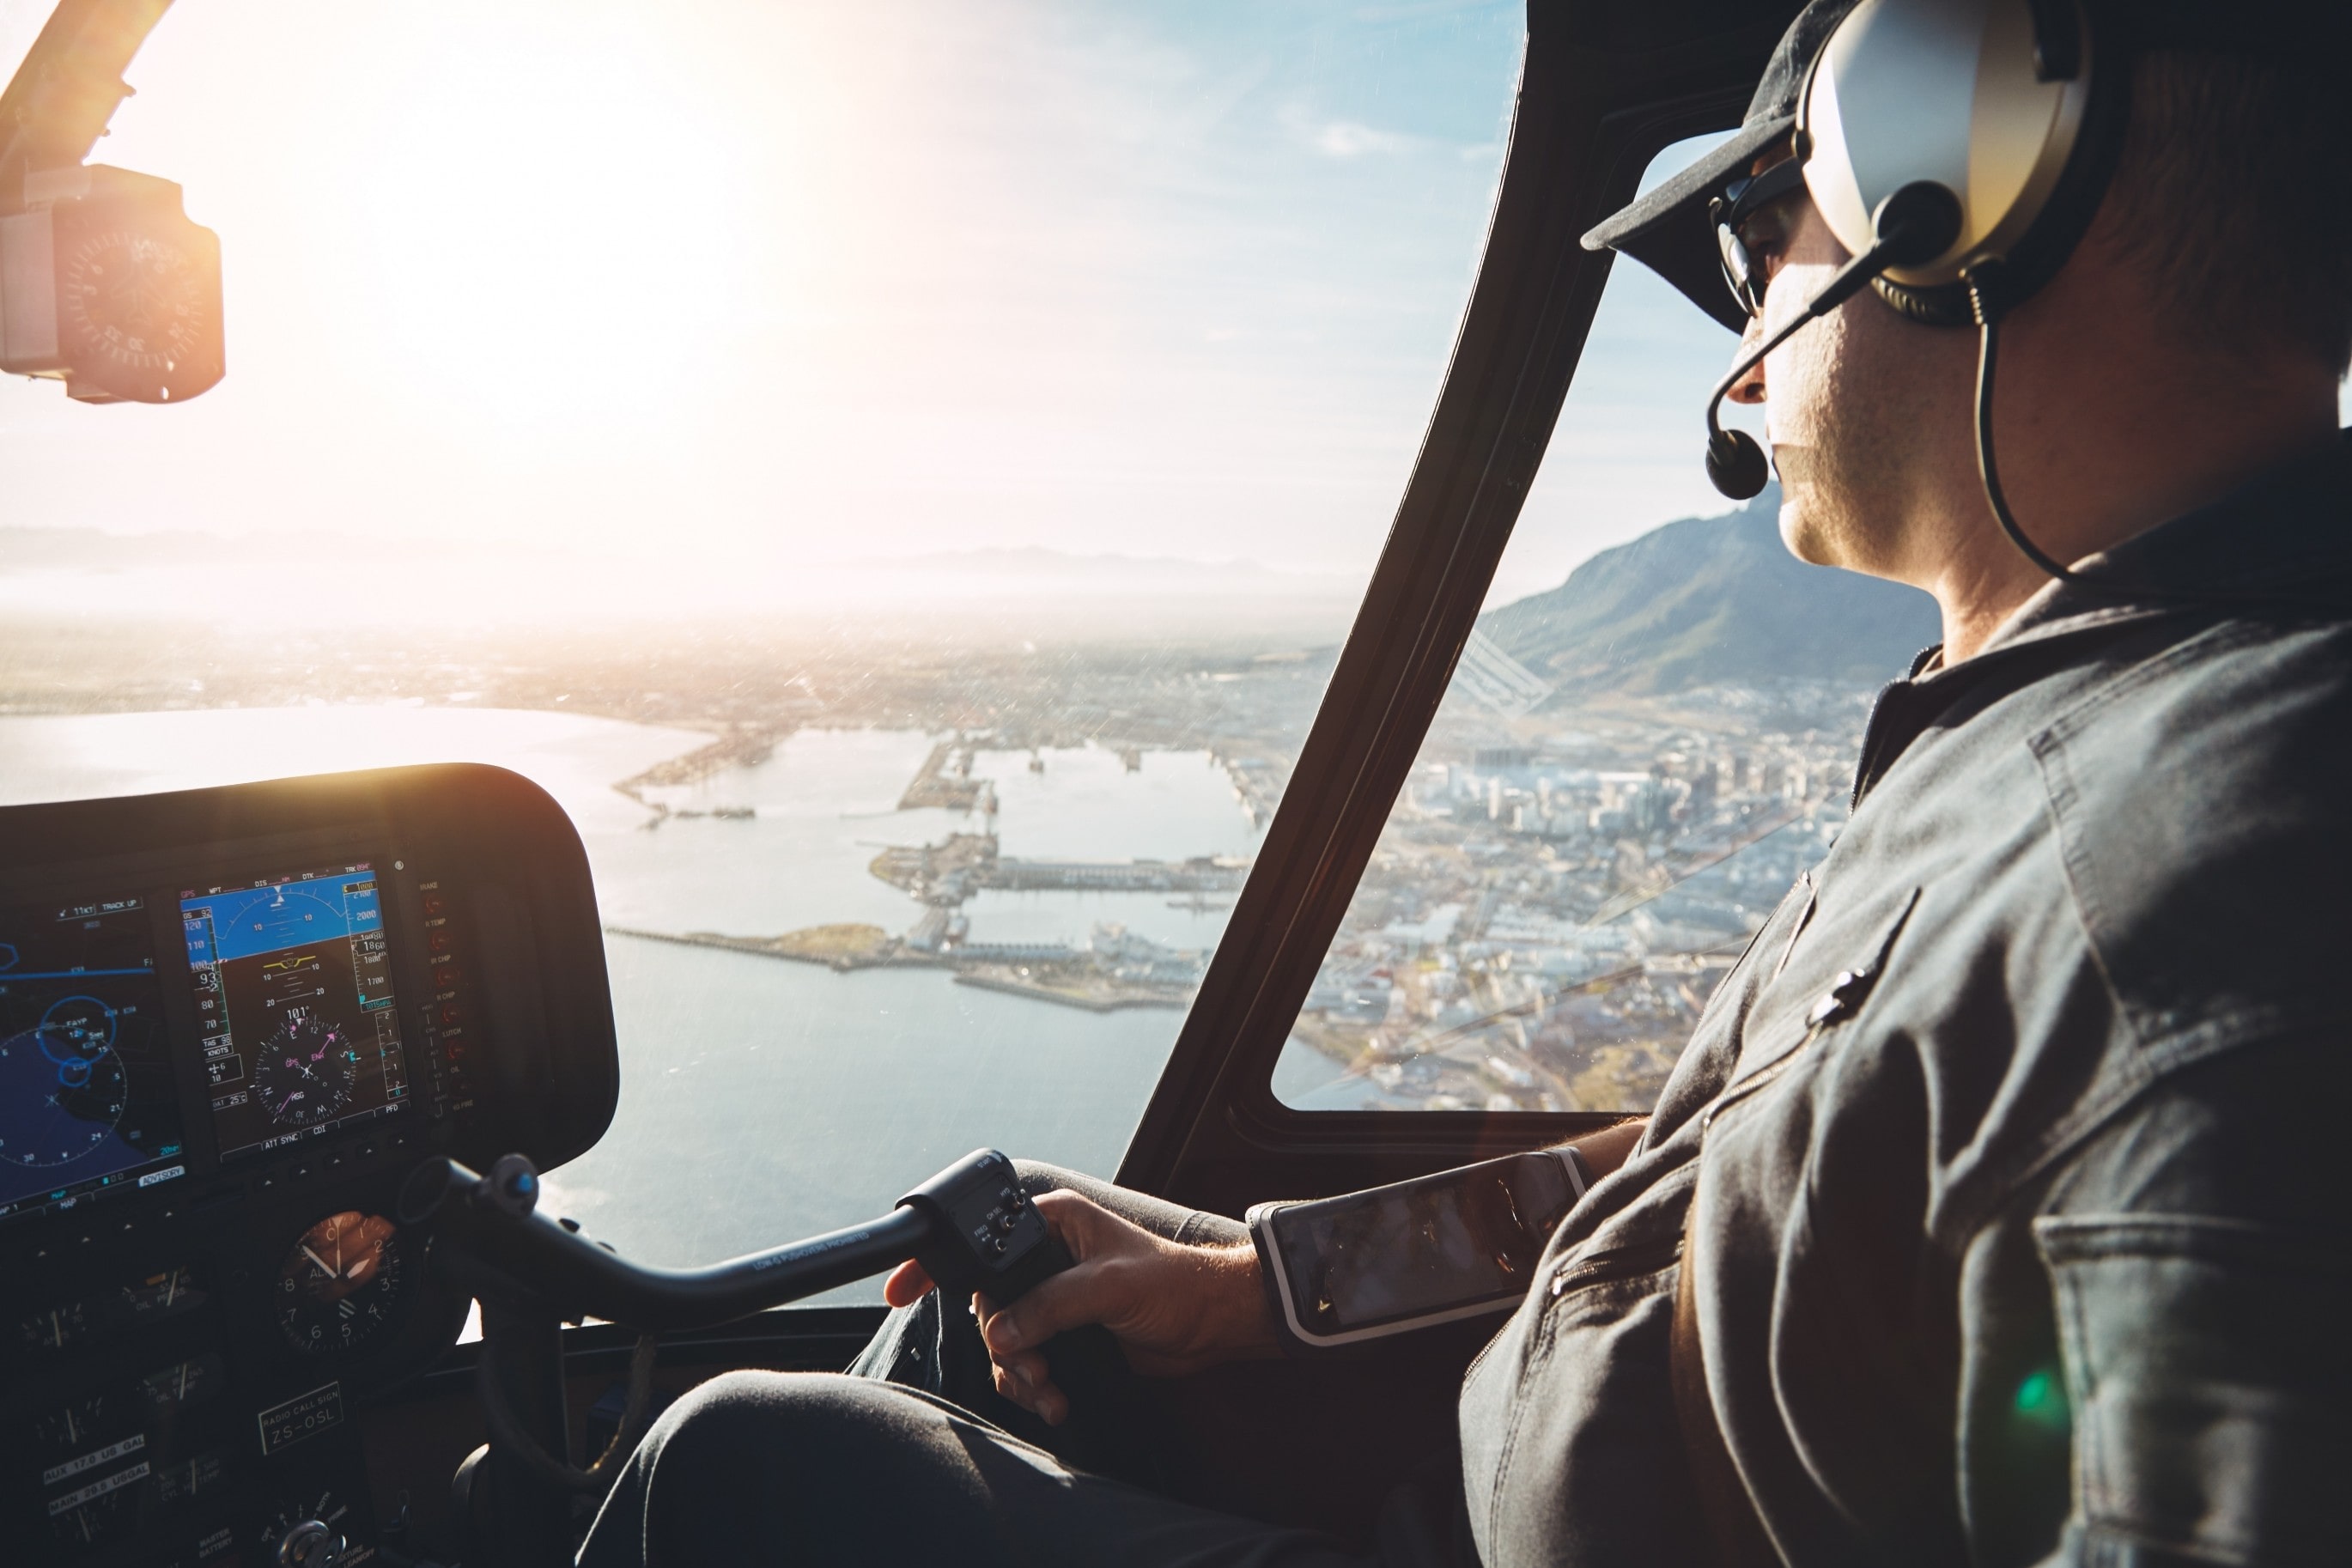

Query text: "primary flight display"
[182, 863, 410, 1160]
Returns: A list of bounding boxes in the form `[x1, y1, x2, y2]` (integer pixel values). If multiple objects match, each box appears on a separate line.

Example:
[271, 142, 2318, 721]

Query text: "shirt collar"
[1978, 427, 2352, 658]
[1850, 429, 2352, 806]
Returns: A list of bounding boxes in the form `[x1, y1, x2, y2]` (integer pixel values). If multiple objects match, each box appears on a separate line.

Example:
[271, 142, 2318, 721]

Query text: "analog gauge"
[20, 1298, 92, 1351]
[140, 1353, 225, 1413]
[251, 1011, 359, 1129]
[154, 1449, 228, 1506]
[49, 1474, 142, 1549]
[35, 1391, 116, 1453]
[117, 1264, 206, 1321]
[277, 1212, 405, 1355]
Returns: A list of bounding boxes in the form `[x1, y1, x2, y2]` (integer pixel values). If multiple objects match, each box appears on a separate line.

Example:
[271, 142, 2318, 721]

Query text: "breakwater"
[615, 723, 790, 824]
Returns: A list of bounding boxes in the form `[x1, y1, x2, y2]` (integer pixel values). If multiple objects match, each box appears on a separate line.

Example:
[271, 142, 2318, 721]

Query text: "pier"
[604, 732, 1249, 1014]
[605, 923, 918, 973]
[605, 924, 1197, 1012]
[986, 855, 1246, 893]
[615, 723, 787, 824]
[898, 740, 992, 811]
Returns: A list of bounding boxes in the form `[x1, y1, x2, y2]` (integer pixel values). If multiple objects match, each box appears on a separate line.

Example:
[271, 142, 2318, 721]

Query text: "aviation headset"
[1699, 0, 2237, 593]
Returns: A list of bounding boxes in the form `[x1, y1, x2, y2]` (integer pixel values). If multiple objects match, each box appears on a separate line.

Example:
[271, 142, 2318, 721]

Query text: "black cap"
[1580, 0, 2350, 335]
[1581, 0, 1862, 335]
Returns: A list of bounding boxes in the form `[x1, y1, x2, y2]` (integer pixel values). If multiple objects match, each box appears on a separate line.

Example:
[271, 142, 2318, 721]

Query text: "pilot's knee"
[640, 1370, 946, 1492]
[644, 1370, 838, 1466]
[621, 1372, 1000, 1559]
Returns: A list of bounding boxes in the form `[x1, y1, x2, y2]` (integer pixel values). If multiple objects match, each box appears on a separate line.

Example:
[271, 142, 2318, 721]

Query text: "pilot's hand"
[881, 1189, 1275, 1425]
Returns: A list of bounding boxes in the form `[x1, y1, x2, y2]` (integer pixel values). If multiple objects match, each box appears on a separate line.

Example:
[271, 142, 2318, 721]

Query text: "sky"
[0, 0, 1754, 618]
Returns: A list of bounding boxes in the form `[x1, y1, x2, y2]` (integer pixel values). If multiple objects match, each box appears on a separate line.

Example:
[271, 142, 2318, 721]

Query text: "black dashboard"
[0, 765, 621, 1568]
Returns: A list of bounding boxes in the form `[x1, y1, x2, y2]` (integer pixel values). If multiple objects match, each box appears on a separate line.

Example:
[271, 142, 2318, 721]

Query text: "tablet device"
[1247, 1146, 1589, 1351]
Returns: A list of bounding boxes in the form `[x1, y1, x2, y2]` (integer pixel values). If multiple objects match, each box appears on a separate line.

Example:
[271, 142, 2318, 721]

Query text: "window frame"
[1120, 5, 1793, 1210]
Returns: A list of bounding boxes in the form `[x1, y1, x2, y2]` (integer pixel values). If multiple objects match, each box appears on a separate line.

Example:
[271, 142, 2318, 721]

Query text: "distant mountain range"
[1479, 488, 1940, 696]
[0, 529, 1348, 597]
[869, 545, 1352, 595]
[0, 528, 1363, 642]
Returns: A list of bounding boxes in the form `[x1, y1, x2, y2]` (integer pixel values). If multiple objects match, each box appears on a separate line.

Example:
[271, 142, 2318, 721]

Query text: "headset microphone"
[1704, 181, 1964, 501]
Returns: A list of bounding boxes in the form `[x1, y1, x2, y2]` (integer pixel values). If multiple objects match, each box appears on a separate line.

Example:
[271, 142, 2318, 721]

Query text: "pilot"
[580, 2, 2352, 1564]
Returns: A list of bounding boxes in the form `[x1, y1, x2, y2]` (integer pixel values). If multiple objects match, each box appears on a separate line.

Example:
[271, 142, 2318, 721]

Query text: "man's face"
[1728, 162, 1975, 583]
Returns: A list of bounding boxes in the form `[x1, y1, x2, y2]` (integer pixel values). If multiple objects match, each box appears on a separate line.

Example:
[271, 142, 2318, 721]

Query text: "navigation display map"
[183, 863, 410, 1160]
[0, 896, 187, 1225]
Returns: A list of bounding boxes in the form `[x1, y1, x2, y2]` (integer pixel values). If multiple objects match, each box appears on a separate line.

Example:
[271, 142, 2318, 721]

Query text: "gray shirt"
[1459, 434, 2352, 1566]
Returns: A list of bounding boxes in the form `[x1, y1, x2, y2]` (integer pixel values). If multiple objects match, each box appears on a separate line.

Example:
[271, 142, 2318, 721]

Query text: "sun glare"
[337, 15, 761, 439]
[1, 0, 1534, 600]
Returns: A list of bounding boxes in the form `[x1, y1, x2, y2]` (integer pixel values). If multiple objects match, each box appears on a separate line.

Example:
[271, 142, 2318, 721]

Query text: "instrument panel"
[0, 765, 621, 1568]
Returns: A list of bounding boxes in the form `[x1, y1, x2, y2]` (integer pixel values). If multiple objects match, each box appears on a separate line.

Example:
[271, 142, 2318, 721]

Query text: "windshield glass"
[1273, 137, 1942, 1115]
[0, 1, 1522, 1282]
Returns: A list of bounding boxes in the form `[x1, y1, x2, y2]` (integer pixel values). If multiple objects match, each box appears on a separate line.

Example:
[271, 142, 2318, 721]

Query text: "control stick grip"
[897, 1152, 1158, 1486]
[1020, 1236, 1154, 1480]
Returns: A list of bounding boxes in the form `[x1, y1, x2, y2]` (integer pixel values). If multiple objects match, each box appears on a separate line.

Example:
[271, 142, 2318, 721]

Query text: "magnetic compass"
[1, 167, 227, 404]
[58, 227, 210, 377]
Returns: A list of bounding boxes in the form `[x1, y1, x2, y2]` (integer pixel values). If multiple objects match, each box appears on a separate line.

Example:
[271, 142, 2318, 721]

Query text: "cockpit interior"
[5, 0, 2344, 1565]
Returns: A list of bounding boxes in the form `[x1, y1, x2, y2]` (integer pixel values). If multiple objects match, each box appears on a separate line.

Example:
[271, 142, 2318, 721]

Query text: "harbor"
[606, 733, 1250, 1012]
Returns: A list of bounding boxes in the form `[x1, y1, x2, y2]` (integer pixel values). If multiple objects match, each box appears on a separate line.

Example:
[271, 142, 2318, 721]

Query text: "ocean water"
[0, 706, 1353, 1292]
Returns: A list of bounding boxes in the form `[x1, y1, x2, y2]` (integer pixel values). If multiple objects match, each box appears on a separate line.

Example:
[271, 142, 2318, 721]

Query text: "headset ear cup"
[1869, 277, 1980, 328]
[1809, 0, 2133, 329]
[1966, 1, 2135, 315]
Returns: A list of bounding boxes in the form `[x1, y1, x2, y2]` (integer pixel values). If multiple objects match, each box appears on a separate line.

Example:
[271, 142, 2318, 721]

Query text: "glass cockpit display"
[0, 896, 186, 1225]
[183, 863, 410, 1159]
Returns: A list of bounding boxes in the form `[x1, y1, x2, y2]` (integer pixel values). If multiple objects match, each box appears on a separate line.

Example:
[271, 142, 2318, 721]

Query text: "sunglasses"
[1707, 157, 1808, 319]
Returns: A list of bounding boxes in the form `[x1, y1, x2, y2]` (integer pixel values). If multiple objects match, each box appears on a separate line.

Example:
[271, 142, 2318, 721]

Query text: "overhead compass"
[251, 1011, 358, 1129]
[12, 169, 229, 405]
[58, 226, 210, 377]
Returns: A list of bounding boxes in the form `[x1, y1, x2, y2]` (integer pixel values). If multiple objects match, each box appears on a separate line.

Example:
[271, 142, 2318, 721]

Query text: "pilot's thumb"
[1029, 1188, 1113, 1261]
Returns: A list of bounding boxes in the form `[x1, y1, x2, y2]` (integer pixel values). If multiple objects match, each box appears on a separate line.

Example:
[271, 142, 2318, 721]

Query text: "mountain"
[1478, 488, 1940, 696]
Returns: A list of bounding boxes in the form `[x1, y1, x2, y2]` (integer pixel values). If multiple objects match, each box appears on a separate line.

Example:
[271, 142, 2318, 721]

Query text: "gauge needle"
[301, 1244, 339, 1279]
